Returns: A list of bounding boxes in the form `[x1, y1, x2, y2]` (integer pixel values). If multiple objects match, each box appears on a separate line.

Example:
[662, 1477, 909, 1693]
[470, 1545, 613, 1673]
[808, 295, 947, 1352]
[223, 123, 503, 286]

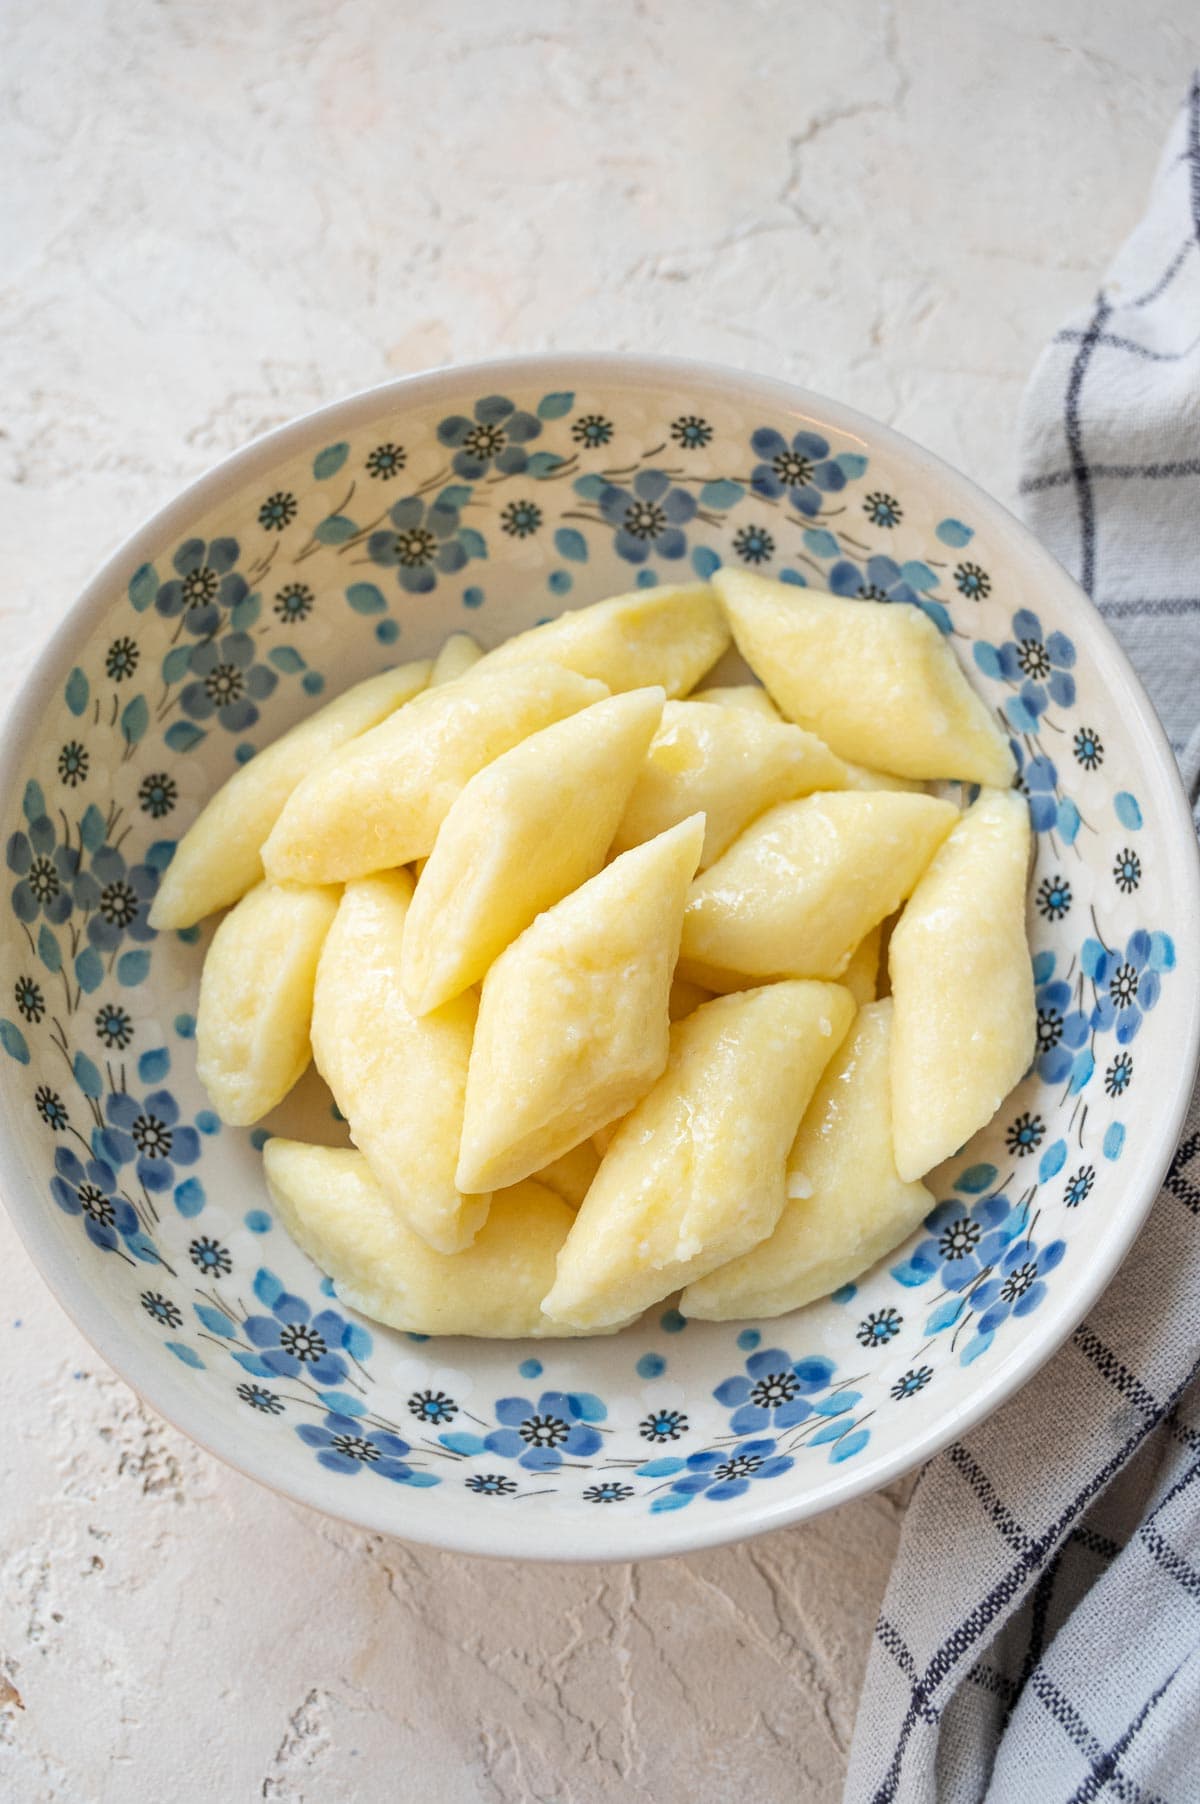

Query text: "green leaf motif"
[315, 514, 358, 545]
[231, 592, 262, 632]
[73, 1050, 102, 1096]
[537, 391, 575, 420]
[65, 668, 89, 717]
[699, 480, 744, 510]
[459, 528, 487, 560]
[129, 563, 159, 611]
[526, 452, 565, 480]
[0, 1019, 29, 1064]
[121, 695, 149, 746]
[346, 583, 387, 616]
[162, 646, 192, 685]
[37, 925, 61, 973]
[313, 442, 349, 480]
[165, 722, 206, 753]
[117, 950, 151, 987]
[268, 646, 306, 674]
[75, 948, 104, 994]
[554, 528, 589, 564]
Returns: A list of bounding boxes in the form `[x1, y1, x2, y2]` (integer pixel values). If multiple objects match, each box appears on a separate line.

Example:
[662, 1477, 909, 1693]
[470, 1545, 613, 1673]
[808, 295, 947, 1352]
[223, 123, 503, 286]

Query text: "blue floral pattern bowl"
[2, 356, 1197, 1562]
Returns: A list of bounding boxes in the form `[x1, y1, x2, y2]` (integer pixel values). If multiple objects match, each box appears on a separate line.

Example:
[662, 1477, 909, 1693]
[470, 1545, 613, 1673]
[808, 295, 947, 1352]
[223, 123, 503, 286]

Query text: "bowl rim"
[2, 350, 1198, 1563]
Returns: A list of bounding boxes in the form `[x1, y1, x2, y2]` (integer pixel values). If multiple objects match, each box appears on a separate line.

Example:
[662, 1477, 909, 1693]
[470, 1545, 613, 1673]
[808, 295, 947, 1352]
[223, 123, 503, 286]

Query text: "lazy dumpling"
[714, 568, 1014, 784]
[472, 583, 729, 697]
[889, 788, 1035, 1181]
[263, 1141, 607, 1338]
[311, 869, 490, 1254]
[402, 688, 665, 1014]
[262, 662, 607, 882]
[456, 815, 705, 1193]
[430, 631, 483, 685]
[679, 791, 958, 985]
[689, 684, 780, 720]
[196, 880, 339, 1125]
[610, 699, 846, 870]
[683, 999, 934, 1319]
[541, 982, 856, 1331]
[150, 659, 430, 930]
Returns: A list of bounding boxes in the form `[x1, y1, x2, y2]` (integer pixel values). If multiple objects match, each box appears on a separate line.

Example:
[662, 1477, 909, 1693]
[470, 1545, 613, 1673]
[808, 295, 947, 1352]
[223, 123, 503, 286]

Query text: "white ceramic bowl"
[2, 355, 1196, 1562]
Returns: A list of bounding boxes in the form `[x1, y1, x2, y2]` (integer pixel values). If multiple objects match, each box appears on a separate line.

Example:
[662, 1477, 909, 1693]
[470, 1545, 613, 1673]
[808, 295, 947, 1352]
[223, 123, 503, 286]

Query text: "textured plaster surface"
[0, 2, 1187, 1798]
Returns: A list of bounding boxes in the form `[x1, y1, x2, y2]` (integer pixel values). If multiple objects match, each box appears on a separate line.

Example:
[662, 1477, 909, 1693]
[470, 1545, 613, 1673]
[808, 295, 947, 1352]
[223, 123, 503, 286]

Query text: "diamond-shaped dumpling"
[402, 688, 665, 1014]
[540, 981, 855, 1330]
[150, 659, 430, 929]
[679, 791, 958, 984]
[472, 583, 729, 697]
[889, 788, 1035, 1181]
[311, 869, 490, 1254]
[682, 999, 934, 1319]
[456, 816, 705, 1193]
[262, 662, 607, 882]
[263, 1140, 606, 1338]
[715, 568, 1014, 784]
[610, 699, 846, 870]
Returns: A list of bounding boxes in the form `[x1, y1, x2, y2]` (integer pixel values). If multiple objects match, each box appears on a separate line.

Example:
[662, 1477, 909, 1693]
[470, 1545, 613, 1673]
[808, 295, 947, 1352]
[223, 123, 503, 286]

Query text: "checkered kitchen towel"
[845, 79, 1200, 1804]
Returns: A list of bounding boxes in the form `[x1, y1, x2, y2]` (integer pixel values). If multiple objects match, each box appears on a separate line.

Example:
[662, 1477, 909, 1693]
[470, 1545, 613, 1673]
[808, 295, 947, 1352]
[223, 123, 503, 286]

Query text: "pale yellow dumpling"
[150, 660, 430, 930]
[679, 791, 958, 984]
[472, 583, 729, 697]
[311, 870, 490, 1254]
[532, 1139, 600, 1209]
[402, 688, 665, 1014]
[430, 631, 483, 685]
[457, 816, 705, 1193]
[263, 1140, 607, 1338]
[196, 880, 339, 1125]
[541, 982, 856, 1331]
[689, 683, 780, 721]
[683, 1000, 934, 1319]
[889, 788, 1035, 1181]
[715, 568, 1014, 784]
[840, 761, 928, 795]
[610, 699, 846, 870]
[841, 925, 882, 1006]
[262, 663, 607, 883]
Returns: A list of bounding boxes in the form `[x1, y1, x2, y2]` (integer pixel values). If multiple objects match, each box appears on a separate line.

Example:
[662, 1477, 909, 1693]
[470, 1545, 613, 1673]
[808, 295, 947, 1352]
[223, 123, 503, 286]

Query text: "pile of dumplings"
[151, 569, 1036, 1338]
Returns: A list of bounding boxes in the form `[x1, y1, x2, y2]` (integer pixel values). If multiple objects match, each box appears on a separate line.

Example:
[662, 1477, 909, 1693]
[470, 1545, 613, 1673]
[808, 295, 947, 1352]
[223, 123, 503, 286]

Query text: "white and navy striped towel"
[845, 78, 1200, 1804]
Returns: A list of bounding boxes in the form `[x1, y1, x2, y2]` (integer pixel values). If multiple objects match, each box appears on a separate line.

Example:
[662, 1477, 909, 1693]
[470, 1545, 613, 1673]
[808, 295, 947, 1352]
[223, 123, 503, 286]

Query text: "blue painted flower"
[1033, 952, 1092, 1084]
[297, 1411, 420, 1481]
[179, 631, 277, 734]
[974, 609, 1076, 732]
[368, 494, 483, 594]
[436, 394, 542, 479]
[154, 537, 249, 638]
[1064, 1164, 1095, 1208]
[970, 1233, 1067, 1335]
[50, 1146, 139, 1252]
[97, 1088, 201, 1194]
[863, 491, 902, 528]
[658, 1436, 794, 1504]
[597, 469, 697, 564]
[900, 1192, 1021, 1292]
[8, 813, 77, 926]
[242, 1292, 352, 1386]
[713, 1347, 836, 1436]
[1011, 742, 1079, 844]
[827, 554, 952, 633]
[478, 1391, 605, 1472]
[1089, 930, 1167, 1045]
[750, 427, 845, 518]
[75, 843, 158, 952]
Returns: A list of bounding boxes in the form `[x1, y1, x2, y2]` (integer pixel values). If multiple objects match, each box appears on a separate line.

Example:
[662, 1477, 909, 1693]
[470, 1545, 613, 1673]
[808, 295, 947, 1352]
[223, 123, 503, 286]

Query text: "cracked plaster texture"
[0, 1, 1189, 1798]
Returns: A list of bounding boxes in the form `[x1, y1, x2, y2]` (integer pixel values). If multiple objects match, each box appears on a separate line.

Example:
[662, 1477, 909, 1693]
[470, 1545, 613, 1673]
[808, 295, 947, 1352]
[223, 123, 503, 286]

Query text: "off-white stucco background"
[0, 3, 1189, 1798]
